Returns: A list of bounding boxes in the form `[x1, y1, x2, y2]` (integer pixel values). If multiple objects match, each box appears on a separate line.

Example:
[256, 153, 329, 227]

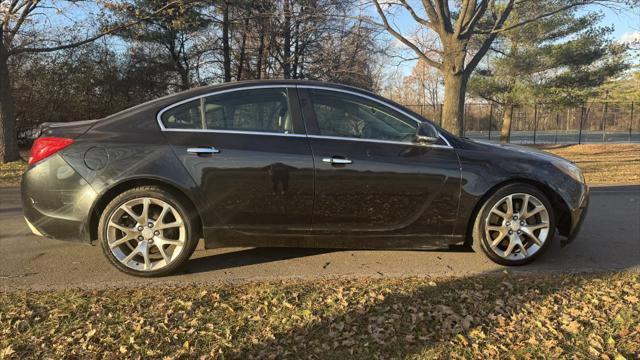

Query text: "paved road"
[1, 185, 639, 290]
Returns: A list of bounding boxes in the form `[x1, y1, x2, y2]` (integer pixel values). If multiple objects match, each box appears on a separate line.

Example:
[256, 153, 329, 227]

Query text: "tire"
[98, 186, 199, 277]
[471, 183, 556, 266]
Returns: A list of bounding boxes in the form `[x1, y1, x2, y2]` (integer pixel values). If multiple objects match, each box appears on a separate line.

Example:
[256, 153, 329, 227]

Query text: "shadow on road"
[179, 184, 639, 275]
[182, 247, 338, 274]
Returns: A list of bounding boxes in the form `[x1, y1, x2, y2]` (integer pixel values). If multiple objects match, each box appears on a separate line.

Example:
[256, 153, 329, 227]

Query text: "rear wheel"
[98, 186, 199, 277]
[472, 184, 555, 266]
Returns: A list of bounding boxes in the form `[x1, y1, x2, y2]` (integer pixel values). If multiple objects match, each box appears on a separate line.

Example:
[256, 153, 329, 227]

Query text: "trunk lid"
[38, 119, 100, 139]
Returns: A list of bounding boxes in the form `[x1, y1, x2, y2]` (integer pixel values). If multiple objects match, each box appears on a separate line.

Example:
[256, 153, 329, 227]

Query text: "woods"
[0, 0, 637, 163]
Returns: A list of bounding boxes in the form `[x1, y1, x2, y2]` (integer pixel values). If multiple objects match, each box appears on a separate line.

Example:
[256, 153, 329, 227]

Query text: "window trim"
[155, 84, 452, 148]
[298, 85, 452, 148]
[157, 85, 296, 134]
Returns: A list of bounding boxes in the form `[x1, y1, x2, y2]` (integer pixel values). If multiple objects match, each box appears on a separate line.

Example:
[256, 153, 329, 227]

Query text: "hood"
[466, 139, 573, 164]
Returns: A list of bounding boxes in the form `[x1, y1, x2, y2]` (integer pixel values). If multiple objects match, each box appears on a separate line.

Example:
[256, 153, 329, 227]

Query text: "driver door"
[298, 87, 461, 237]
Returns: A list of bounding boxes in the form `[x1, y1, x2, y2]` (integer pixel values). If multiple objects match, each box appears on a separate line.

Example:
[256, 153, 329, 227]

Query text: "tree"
[0, 0, 187, 163]
[468, 5, 629, 141]
[112, 0, 212, 90]
[370, 0, 621, 136]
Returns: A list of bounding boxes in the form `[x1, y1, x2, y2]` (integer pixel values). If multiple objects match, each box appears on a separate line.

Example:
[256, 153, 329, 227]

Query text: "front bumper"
[562, 185, 589, 246]
[21, 154, 97, 242]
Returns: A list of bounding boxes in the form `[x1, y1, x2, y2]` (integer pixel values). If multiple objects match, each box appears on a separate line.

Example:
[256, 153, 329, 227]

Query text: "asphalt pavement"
[1, 184, 638, 290]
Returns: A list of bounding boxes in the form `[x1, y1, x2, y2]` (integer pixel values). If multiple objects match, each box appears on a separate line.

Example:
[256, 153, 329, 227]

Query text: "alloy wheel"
[106, 197, 186, 271]
[484, 193, 550, 261]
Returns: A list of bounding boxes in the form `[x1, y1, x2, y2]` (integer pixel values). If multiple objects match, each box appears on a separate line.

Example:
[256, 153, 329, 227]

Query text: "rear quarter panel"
[58, 103, 207, 236]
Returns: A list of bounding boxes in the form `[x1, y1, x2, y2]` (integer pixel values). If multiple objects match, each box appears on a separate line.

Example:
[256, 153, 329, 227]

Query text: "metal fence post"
[630, 102, 634, 143]
[555, 113, 559, 144]
[462, 104, 466, 138]
[508, 105, 514, 143]
[578, 105, 585, 145]
[601, 101, 608, 143]
[533, 103, 538, 144]
[488, 103, 493, 141]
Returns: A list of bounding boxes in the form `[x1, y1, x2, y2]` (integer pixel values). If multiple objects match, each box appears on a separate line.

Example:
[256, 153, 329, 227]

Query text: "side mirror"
[415, 122, 439, 144]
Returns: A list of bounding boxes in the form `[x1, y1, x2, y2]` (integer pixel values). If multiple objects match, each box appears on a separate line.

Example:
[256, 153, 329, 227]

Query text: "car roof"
[169, 79, 378, 101]
[105, 79, 383, 121]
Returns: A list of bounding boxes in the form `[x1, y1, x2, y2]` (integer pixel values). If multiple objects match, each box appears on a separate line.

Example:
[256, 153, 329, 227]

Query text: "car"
[21, 80, 589, 276]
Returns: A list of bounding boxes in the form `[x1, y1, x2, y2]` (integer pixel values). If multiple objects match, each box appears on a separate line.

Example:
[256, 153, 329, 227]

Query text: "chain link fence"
[403, 101, 638, 144]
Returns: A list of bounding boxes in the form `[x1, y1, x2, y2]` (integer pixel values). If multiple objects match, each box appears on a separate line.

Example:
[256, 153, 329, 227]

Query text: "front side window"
[160, 88, 293, 134]
[204, 88, 292, 133]
[309, 89, 416, 142]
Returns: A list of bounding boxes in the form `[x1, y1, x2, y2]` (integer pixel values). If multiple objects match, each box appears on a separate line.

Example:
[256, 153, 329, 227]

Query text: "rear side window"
[160, 100, 203, 130]
[204, 88, 292, 133]
[159, 88, 293, 134]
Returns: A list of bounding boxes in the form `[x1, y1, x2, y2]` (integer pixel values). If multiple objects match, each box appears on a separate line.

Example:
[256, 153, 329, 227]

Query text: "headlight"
[552, 159, 585, 183]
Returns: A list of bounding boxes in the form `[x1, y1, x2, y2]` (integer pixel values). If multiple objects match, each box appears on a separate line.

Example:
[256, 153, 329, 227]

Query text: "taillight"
[28, 137, 75, 165]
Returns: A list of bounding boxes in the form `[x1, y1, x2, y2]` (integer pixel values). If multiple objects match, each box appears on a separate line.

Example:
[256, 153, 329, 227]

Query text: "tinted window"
[161, 100, 203, 129]
[309, 90, 416, 142]
[204, 88, 293, 133]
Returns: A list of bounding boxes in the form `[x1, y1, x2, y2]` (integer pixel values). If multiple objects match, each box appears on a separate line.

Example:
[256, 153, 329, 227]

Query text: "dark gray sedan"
[21, 80, 589, 276]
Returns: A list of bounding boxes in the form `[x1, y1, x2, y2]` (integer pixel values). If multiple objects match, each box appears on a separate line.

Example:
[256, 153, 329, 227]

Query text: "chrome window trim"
[298, 85, 452, 148]
[155, 83, 453, 148]
[156, 84, 294, 133]
[307, 135, 452, 148]
[157, 128, 307, 137]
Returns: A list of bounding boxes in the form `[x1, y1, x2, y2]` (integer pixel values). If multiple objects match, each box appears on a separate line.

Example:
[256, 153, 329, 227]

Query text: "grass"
[0, 160, 26, 187]
[2, 143, 639, 187]
[540, 144, 640, 185]
[1, 272, 638, 359]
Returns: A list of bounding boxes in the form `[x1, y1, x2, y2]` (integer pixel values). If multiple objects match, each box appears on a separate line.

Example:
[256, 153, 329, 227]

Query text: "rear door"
[298, 87, 461, 238]
[159, 86, 314, 234]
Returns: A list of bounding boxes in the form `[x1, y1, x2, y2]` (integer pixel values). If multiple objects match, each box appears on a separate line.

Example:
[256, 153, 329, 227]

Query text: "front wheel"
[472, 184, 556, 266]
[98, 186, 199, 277]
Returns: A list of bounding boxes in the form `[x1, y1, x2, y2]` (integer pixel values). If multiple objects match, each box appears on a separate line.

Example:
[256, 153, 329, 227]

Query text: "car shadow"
[181, 244, 475, 275]
[181, 247, 338, 274]
[180, 184, 639, 275]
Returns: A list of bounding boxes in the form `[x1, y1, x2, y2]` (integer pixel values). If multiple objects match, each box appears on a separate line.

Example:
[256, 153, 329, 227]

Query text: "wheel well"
[88, 179, 204, 242]
[464, 179, 571, 245]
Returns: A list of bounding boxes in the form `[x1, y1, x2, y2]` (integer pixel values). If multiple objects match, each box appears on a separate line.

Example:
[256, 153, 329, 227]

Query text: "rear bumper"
[21, 154, 97, 242]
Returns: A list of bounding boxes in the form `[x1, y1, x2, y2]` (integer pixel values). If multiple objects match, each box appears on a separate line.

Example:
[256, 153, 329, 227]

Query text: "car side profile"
[21, 80, 589, 276]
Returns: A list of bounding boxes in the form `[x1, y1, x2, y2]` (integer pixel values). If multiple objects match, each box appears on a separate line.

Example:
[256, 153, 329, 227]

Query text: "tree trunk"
[256, 28, 265, 79]
[500, 104, 514, 143]
[441, 72, 467, 136]
[282, 0, 291, 79]
[236, 17, 249, 81]
[222, 2, 231, 83]
[0, 51, 19, 163]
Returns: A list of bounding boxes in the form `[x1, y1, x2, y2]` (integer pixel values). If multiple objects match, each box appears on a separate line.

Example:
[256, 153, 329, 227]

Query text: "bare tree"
[370, 0, 619, 136]
[0, 0, 187, 163]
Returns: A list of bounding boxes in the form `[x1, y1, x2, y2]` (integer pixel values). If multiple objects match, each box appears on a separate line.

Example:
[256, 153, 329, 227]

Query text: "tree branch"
[397, 0, 432, 28]
[473, 1, 595, 35]
[372, 0, 442, 70]
[8, 0, 196, 56]
[465, 0, 515, 75]
[459, 0, 489, 37]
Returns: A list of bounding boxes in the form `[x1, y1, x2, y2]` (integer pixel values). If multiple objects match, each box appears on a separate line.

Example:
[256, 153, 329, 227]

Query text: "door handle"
[187, 146, 220, 155]
[322, 157, 352, 165]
